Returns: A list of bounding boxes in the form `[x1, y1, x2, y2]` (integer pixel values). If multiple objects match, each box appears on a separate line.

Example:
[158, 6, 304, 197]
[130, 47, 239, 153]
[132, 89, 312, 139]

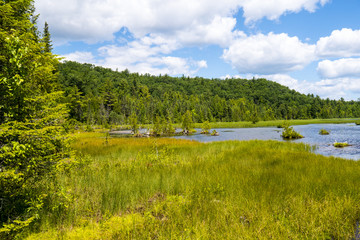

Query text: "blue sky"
[35, 0, 360, 100]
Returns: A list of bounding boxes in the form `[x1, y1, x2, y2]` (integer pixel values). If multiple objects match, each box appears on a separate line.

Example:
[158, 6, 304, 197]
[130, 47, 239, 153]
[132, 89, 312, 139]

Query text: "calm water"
[173, 123, 360, 160]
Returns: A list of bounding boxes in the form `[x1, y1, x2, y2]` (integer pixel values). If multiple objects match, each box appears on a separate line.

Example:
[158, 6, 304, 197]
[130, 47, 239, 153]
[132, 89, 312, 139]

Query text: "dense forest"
[58, 61, 360, 126]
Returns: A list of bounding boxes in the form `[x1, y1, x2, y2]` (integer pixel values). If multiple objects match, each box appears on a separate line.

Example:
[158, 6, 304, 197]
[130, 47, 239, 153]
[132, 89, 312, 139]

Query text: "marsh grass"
[26, 133, 360, 239]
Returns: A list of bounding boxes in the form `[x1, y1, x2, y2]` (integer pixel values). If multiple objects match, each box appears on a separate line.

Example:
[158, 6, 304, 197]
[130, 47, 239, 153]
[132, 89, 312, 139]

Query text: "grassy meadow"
[26, 131, 360, 239]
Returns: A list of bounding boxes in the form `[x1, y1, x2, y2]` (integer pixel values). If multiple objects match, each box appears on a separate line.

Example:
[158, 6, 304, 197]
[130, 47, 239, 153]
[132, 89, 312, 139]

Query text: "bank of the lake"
[105, 118, 359, 132]
[26, 133, 360, 239]
[194, 118, 360, 129]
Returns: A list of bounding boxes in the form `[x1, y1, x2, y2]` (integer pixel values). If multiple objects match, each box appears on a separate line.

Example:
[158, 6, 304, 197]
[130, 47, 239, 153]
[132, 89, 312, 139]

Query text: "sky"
[35, 0, 360, 100]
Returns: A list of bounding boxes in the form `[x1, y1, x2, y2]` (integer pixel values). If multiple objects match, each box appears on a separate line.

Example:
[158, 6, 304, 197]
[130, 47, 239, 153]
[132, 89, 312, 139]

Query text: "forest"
[58, 61, 360, 126]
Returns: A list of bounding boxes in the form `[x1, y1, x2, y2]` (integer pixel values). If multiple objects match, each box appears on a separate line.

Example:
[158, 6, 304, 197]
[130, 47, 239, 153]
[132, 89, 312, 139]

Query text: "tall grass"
[26, 134, 360, 239]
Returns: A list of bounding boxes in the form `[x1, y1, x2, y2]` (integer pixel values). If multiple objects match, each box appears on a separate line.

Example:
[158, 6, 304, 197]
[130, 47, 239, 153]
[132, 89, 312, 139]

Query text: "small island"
[281, 125, 303, 139]
[333, 141, 350, 148]
[319, 129, 330, 135]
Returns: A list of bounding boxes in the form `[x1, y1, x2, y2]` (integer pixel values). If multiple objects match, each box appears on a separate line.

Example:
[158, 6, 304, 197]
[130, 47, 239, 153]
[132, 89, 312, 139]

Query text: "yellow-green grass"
[26, 133, 360, 239]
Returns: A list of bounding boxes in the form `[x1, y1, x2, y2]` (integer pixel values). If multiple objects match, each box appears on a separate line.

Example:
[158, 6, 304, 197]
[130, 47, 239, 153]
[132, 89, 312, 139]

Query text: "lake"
[173, 123, 360, 160]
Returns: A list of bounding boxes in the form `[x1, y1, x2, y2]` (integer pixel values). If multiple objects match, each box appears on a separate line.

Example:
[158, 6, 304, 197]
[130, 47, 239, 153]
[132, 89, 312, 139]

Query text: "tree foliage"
[0, 1, 72, 238]
[56, 61, 360, 126]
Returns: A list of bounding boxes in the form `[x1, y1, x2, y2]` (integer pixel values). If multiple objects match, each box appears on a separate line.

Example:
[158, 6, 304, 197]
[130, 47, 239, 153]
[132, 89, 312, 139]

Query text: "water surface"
[173, 123, 360, 160]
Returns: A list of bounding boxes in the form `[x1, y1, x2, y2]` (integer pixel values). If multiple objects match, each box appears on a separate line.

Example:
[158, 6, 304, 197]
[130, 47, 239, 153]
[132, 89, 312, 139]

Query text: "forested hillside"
[58, 61, 360, 125]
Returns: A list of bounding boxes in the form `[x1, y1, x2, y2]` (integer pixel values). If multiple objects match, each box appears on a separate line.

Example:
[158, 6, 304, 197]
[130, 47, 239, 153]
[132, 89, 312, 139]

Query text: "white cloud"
[96, 36, 207, 76]
[35, 0, 240, 44]
[222, 73, 360, 100]
[317, 58, 360, 78]
[316, 28, 360, 58]
[62, 51, 95, 63]
[240, 0, 330, 24]
[35, 0, 329, 45]
[265, 75, 360, 100]
[222, 32, 316, 74]
[171, 16, 244, 47]
[311, 78, 360, 99]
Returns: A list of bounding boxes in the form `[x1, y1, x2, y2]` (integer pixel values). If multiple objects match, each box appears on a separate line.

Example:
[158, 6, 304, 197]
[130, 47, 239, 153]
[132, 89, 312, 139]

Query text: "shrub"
[201, 121, 211, 134]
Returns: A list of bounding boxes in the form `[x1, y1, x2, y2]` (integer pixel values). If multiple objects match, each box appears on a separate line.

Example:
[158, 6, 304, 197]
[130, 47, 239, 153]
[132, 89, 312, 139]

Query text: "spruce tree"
[43, 21, 53, 53]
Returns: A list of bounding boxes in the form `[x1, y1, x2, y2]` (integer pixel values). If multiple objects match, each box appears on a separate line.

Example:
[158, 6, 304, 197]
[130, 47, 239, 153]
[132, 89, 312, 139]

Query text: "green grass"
[197, 118, 359, 129]
[25, 133, 360, 239]
[92, 118, 360, 131]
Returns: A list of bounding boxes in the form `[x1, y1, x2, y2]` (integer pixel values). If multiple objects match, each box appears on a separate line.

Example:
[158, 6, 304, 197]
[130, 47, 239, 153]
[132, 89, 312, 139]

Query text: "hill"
[58, 61, 360, 125]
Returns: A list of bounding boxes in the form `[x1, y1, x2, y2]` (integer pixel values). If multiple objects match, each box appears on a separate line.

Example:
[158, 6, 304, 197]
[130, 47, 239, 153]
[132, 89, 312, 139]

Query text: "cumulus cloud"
[35, 0, 240, 44]
[35, 0, 329, 45]
[62, 51, 96, 63]
[97, 36, 207, 76]
[241, 0, 329, 24]
[316, 28, 360, 58]
[317, 58, 360, 78]
[171, 16, 244, 48]
[222, 73, 360, 100]
[222, 32, 316, 74]
[263, 74, 360, 100]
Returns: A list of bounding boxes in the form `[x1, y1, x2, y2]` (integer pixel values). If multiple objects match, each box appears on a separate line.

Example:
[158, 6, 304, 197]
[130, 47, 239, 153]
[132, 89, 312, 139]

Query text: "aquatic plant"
[211, 130, 219, 136]
[281, 125, 303, 139]
[319, 129, 330, 135]
[333, 141, 350, 148]
[201, 121, 211, 134]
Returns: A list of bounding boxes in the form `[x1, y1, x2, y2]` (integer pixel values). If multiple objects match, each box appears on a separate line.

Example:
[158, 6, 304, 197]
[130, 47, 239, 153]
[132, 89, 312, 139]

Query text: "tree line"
[58, 61, 360, 126]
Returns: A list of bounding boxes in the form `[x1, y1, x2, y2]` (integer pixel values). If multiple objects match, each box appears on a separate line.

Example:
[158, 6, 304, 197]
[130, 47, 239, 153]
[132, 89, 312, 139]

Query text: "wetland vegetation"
[24, 132, 360, 239]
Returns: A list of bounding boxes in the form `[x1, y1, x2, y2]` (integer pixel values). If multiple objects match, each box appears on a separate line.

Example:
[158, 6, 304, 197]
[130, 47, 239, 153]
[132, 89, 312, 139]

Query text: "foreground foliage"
[0, 0, 72, 238]
[25, 134, 360, 239]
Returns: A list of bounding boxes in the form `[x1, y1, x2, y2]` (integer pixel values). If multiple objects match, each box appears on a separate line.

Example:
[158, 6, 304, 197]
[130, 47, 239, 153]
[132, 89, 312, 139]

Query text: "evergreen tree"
[0, 1, 73, 237]
[43, 21, 53, 53]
